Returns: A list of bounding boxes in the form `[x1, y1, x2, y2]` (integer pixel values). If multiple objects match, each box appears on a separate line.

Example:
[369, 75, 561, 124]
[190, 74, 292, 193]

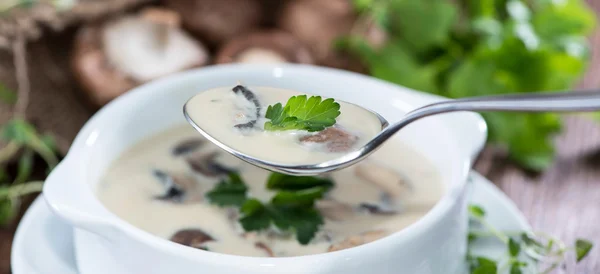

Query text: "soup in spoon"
[184, 85, 383, 166]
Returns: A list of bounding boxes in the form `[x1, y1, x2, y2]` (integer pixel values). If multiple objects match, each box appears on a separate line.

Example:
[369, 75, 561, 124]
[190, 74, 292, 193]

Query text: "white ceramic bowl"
[43, 64, 487, 274]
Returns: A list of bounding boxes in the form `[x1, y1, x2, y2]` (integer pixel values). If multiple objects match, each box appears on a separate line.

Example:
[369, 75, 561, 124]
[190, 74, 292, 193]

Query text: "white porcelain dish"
[42, 64, 487, 274]
[14, 173, 530, 274]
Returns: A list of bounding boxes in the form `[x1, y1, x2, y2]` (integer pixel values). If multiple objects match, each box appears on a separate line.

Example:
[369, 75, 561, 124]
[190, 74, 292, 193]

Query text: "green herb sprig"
[467, 204, 593, 274]
[264, 95, 341, 132]
[0, 86, 60, 225]
[206, 172, 333, 245]
[342, 0, 597, 171]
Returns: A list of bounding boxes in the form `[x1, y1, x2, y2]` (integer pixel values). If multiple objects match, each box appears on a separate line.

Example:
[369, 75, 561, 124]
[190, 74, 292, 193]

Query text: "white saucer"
[11, 172, 531, 274]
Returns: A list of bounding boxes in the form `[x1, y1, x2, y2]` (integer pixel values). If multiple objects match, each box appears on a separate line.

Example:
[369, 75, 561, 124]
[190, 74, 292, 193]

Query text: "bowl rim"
[57, 63, 487, 264]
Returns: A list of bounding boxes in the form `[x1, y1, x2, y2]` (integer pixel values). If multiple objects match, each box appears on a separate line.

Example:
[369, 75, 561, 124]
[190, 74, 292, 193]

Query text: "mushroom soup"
[96, 124, 443, 257]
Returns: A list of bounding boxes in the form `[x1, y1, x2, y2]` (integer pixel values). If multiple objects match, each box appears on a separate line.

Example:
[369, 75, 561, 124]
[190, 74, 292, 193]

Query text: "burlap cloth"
[0, 0, 155, 154]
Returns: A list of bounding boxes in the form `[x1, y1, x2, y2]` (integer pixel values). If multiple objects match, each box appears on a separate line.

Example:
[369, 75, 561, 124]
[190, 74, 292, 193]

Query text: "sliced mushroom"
[71, 8, 209, 107]
[327, 230, 388, 252]
[355, 162, 412, 199]
[215, 31, 314, 64]
[316, 199, 356, 221]
[186, 151, 236, 177]
[299, 127, 358, 153]
[170, 229, 215, 249]
[255, 242, 275, 257]
[172, 138, 204, 156]
[232, 85, 261, 129]
[358, 202, 397, 215]
[163, 0, 263, 46]
[153, 169, 202, 203]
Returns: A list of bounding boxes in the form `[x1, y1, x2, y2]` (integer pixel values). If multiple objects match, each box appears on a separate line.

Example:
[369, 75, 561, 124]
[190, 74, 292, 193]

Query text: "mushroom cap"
[278, 0, 356, 61]
[102, 15, 209, 83]
[215, 30, 314, 64]
[71, 24, 137, 107]
[71, 9, 209, 107]
[163, 0, 263, 46]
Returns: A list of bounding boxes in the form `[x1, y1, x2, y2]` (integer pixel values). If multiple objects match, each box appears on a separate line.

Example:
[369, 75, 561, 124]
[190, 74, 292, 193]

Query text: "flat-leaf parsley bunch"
[342, 0, 596, 171]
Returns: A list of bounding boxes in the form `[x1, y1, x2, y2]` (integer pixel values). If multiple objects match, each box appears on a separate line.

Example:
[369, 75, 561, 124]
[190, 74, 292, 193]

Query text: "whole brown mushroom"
[163, 0, 263, 46]
[278, 0, 356, 62]
[71, 8, 209, 107]
[215, 30, 314, 64]
[278, 0, 388, 72]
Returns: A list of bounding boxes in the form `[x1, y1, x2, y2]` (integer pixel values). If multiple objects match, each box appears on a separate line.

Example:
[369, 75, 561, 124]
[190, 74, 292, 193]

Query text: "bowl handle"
[43, 160, 117, 241]
[446, 111, 488, 161]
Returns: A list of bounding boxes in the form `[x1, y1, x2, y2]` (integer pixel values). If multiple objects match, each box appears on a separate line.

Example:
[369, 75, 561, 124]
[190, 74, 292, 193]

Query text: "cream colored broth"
[96, 125, 443, 257]
[185, 86, 382, 165]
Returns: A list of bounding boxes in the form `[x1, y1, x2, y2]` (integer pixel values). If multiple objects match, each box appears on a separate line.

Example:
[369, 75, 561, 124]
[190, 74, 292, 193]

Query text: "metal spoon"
[184, 90, 600, 176]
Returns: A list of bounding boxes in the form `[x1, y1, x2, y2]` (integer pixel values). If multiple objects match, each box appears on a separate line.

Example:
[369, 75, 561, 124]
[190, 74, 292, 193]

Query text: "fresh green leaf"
[239, 198, 325, 245]
[270, 187, 328, 207]
[270, 206, 324, 245]
[468, 204, 486, 218]
[471, 257, 497, 274]
[264, 95, 341, 132]
[575, 239, 593, 262]
[389, 0, 457, 51]
[206, 173, 248, 207]
[0, 119, 37, 144]
[508, 237, 521, 257]
[468, 232, 478, 244]
[239, 199, 271, 231]
[266, 173, 333, 191]
[510, 262, 523, 274]
[0, 83, 16, 105]
[354, 41, 440, 93]
[532, 0, 596, 51]
[14, 149, 33, 184]
[0, 197, 14, 226]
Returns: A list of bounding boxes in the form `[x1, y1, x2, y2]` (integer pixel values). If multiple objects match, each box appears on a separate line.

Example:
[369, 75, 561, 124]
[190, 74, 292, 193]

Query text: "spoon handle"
[370, 90, 600, 155]
[432, 89, 600, 112]
[391, 90, 600, 129]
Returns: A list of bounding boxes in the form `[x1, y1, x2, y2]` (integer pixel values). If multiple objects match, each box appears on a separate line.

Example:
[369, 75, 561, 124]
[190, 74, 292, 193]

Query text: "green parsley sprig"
[264, 95, 341, 132]
[206, 172, 334, 245]
[467, 204, 593, 274]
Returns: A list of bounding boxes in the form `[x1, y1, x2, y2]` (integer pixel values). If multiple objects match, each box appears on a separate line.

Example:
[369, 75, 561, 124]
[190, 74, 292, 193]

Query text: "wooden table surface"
[1, 2, 600, 274]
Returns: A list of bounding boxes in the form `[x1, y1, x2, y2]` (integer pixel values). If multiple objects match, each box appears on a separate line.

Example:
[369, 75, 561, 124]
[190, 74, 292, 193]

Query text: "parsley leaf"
[264, 95, 341, 132]
[270, 206, 323, 245]
[239, 198, 271, 231]
[508, 238, 521, 257]
[239, 198, 325, 245]
[345, 0, 596, 171]
[575, 239, 593, 262]
[271, 187, 329, 207]
[471, 257, 497, 274]
[206, 173, 248, 207]
[388, 0, 457, 51]
[266, 173, 333, 191]
[468, 204, 486, 218]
